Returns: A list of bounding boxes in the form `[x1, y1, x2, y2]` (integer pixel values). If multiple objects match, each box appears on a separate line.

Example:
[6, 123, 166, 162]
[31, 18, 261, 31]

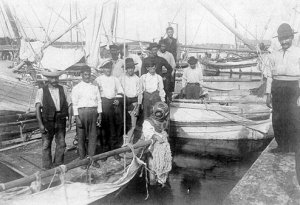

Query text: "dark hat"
[187, 56, 198, 65]
[147, 42, 160, 50]
[99, 60, 113, 69]
[166, 26, 174, 31]
[274, 23, 297, 38]
[143, 59, 155, 68]
[124, 58, 137, 69]
[74, 63, 91, 73]
[109, 44, 119, 50]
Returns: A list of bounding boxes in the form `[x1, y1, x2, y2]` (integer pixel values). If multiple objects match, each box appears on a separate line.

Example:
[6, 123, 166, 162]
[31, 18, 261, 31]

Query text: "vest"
[165, 37, 177, 61]
[42, 85, 68, 120]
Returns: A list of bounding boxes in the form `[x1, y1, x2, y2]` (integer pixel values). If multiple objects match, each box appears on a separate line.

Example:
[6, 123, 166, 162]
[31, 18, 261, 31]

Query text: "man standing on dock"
[182, 56, 204, 99]
[71, 65, 102, 169]
[35, 70, 71, 170]
[266, 23, 300, 154]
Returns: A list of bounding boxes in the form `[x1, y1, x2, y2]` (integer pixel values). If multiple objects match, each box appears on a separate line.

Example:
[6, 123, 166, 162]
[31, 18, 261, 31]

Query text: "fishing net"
[0, 144, 148, 205]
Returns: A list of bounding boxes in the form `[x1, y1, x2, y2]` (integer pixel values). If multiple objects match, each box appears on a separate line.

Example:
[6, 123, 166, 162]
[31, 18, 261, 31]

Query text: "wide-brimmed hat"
[187, 56, 198, 65]
[99, 60, 113, 69]
[41, 69, 64, 77]
[147, 42, 160, 50]
[273, 23, 297, 38]
[124, 58, 137, 69]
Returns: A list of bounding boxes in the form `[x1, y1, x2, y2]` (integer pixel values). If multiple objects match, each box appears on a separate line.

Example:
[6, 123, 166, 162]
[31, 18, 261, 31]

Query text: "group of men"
[35, 26, 182, 172]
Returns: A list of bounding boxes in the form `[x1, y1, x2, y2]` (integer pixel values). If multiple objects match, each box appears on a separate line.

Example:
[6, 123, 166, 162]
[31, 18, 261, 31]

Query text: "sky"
[2, 0, 300, 46]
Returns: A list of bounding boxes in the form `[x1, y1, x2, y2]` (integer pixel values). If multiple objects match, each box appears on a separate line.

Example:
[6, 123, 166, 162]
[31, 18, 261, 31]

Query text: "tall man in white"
[72, 65, 102, 168]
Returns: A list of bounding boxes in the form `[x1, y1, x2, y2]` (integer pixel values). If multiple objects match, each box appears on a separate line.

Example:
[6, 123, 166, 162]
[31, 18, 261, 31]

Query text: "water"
[100, 151, 261, 205]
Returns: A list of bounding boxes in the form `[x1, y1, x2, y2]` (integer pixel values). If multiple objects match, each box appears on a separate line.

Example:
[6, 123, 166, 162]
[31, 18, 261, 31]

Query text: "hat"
[274, 23, 297, 38]
[187, 56, 198, 65]
[152, 102, 169, 122]
[41, 69, 64, 77]
[99, 60, 113, 69]
[109, 44, 119, 50]
[72, 63, 91, 72]
[125, 58, 137, 69]
[147, 42, 160, 50]
[143, 59, 155, 68]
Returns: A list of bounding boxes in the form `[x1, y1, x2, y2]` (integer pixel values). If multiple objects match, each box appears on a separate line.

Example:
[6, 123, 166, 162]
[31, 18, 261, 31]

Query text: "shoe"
[92, 161, 101, 168]
[114, 155, 121, 161]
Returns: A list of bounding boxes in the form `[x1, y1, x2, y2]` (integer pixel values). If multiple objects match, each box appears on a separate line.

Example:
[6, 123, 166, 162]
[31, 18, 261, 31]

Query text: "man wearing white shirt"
[95, 61, 124, 160]
[119, 58, 142, 138]
[182, 56, 204, 99]
[72, 65, 102, 168]
[140, 59, 165, 119]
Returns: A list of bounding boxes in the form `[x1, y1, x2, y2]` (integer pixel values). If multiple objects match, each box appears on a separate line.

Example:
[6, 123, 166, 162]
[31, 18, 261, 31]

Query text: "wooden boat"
[169, 97, 273, 156]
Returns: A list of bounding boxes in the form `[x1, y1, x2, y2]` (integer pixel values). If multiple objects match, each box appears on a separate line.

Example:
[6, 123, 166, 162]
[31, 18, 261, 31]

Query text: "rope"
[47, 167, 58, 189]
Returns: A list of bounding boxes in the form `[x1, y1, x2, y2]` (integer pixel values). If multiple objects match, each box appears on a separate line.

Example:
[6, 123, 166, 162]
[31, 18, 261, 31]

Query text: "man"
[163, 26, 180, 62]
[95, 60, 124, 160]
[182, 56, 204, 99]
[141, 43, 172, 103]
[110, 44, 125, 78]
[35, 69, 71, 170]
[140, 59, 165, 119]
[119, 44, 142, 76]
[72, 64, 102, 169]
[142, 102, 172, 186]
[158, 39, 176, 76]
[119, 58, 142, 141]
[265, 23, 300, 153]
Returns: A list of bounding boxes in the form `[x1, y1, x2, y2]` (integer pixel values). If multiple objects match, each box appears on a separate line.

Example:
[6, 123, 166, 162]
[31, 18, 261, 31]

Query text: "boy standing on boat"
[71, 65, 102, 168]
[95, 60, 124, 160]
[35, 70, 71, 170]
[182, 56, 204, 99]
[140, 59, 165, 119]
[119, 58, 142, 139]
[142, 102, 172, 186]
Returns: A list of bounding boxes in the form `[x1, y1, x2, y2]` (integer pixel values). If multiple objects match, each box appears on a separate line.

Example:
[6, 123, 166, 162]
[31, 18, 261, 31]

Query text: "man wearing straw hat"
[72, 64, 102, 169]
[266, 23, 300, 153]
[95, 60, 124, 160]
[35, 69, 71, 170]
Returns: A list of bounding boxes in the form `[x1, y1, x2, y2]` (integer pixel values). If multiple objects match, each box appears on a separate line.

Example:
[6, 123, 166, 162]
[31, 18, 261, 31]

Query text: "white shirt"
[112, 59, 125, 78]
[35, 86, 70, 111]
[71, 81, 102, 116]
[158, 50, 176, 69]
[266, 45, 300, 93]
[182, 64, 204, 87]
[127, 53, 142, 76]
[94, 74, 124, 99]
[140, 73, 165, 102]
[119, 74, 142, 104]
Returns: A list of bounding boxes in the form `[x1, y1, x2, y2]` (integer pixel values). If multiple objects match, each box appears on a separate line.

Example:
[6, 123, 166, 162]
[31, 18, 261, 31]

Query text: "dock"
[223, 139, 300, 205]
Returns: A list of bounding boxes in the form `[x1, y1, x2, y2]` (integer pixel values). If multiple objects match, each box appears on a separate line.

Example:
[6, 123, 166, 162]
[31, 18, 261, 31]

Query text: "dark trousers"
[77, 107, 98, 159]
[42, 117, 66, 169]
[271, 80, 300, 150]
[185, 83, 201, 99]
[101, 97, 122, 150]
[143, 90, 161, 119]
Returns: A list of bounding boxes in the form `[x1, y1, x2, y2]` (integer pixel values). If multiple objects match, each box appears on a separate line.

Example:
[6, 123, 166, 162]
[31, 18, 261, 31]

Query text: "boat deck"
[223, 139, 300, 205]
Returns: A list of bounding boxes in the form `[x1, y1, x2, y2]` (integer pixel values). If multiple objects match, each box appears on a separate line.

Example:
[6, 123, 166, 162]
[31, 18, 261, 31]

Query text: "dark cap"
[187, 56, 198, 65]
[147, 42, 160, 50]
[274, 23, 297, 39]
[125, 58, 137, 69]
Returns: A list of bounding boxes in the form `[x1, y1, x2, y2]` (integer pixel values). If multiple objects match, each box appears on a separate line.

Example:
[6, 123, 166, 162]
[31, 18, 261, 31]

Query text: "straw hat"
[41, 69, 64, 77]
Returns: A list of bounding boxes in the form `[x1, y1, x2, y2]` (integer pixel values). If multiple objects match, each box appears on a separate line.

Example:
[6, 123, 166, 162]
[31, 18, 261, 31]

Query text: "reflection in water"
[100, 151, 261, 205]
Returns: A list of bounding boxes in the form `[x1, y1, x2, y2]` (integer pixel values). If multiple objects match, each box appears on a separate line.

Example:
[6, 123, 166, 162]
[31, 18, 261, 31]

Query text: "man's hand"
[297, 96, 300, 106]
[97, 114, 102, 127]
[266, 93, 272, 108]
[67, 116, 72, 131]
[113, 99, 119, 106]
[39, 124, 47, 134]
[75, 115, 83, 128]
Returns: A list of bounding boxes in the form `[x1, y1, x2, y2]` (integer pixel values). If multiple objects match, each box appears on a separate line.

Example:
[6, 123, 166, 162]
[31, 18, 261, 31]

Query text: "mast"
[199, 1, 256, 50]
[69, 1, 72, 42]
[2, 1, 20, 41]
[234, 14, 238, 50]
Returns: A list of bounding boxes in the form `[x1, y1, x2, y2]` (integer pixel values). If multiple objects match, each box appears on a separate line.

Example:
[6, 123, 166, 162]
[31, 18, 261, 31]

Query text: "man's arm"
[36, 103, 46, 133]
[158, 76, 166, 102]
[161, 58, 172, 77]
